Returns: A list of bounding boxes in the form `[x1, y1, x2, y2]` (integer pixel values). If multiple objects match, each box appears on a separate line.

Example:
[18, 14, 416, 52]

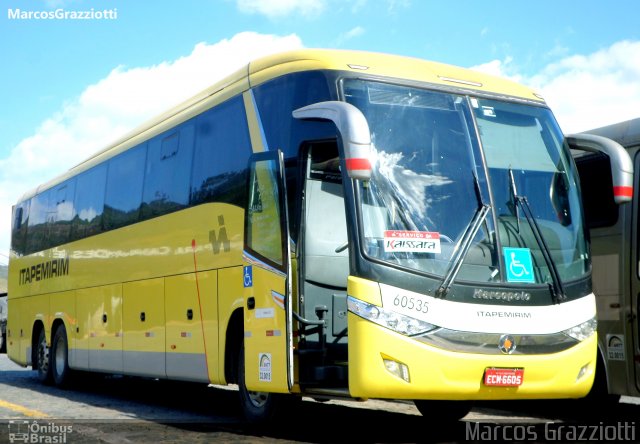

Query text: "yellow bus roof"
[248, 49, 542, 101]
[23, 48, 545, 201]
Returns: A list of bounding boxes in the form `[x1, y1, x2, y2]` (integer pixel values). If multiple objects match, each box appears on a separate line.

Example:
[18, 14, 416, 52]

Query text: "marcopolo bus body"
[572, 118, 640, 402]
[7, 50, 627, 421]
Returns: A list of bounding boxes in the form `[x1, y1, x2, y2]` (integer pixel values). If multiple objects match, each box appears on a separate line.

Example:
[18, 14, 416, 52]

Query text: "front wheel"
[237, 342, 287, 423]
[51, 325, 72, 387]
[414, 400, 473, 423]
[35, 328, 52, 384]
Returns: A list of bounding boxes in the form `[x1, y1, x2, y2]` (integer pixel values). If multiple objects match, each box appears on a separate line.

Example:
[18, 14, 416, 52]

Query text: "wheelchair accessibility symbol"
[243, 266, 253, 288]
[503, 247, 535, 283]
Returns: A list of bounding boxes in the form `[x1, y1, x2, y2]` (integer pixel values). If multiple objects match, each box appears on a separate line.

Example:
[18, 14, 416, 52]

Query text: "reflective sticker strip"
[613, 186, 633, 198]
[243, 90, 268, 153]
[244, 250, 287, 278]
[271, 290, 285, 309]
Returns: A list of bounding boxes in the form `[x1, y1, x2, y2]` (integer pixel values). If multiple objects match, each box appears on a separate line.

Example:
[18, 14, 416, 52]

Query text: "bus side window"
[50, 180, 76, 247]
[103, 144, 146, 230]
[71, 164, 107, 241]
[11, 202, 29, 256]
[26, 189, 52, 254]
[142, 124, 194, 220]
[191, 96, 252, 207]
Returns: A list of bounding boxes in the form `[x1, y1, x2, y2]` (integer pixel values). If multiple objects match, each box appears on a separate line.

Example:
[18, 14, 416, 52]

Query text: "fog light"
[576, 362, 593, 382]
[383, 357, 410, 382]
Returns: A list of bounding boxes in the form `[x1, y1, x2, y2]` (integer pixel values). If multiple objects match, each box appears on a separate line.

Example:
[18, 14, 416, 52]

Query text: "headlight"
[347, 296, 437, 336]
[563, 317, 597, 341]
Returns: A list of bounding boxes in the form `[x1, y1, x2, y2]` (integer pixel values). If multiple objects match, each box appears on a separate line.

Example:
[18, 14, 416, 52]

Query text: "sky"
[0, 0, 639, 263]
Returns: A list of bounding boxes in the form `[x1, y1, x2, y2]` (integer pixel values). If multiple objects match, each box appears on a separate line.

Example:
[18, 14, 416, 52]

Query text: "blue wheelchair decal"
[243, 266, 253, 288]
[503, 247, 535, 283]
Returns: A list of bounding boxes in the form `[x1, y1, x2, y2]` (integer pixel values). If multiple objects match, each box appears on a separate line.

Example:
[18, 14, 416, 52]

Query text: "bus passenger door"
[242, 150, 293, 393]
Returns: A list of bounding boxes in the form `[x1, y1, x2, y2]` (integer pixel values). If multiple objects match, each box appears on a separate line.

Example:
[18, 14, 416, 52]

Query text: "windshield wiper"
[435, 204, 490, 298]
[509, 168, 566, 304]
[435, 173, 490, 298]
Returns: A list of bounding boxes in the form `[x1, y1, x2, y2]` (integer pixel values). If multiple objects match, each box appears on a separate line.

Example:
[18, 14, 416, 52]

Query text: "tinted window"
[26, 188, 53, 253]
[246, 154, 285, 268]
[71, 164, 107, 241]
[575, 153, 619, 228]
[104, 145, 146, 230]
[252, 71, 335, 159]
[11, 200, 30, 256]
[191, 97, 251, 207]
[49, 180, 76, 247]
[253, 71, 337, 241]
[142, 123, 194, 219]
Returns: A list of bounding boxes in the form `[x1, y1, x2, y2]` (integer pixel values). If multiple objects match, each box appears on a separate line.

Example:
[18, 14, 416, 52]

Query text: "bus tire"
[414, 400, 473, 422]
[237, 341, 283, 423]
[35, 328, 52, 384]
[51, 325, 71, 388]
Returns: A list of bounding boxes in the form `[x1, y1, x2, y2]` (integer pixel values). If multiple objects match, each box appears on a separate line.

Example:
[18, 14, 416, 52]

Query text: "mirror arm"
[293, 101, 373, 181]
[566, 133, 633, 204]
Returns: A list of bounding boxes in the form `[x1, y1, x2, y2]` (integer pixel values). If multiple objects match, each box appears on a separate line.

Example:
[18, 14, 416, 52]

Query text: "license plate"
[484, 368, 524, 387]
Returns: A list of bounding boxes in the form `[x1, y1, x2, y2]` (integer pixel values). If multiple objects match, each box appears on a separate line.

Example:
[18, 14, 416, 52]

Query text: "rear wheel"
[35, 328, 52, 384]
[414, 400, 473, 423]
[51, 325, 71, 387]
[237, 341, 287, 423]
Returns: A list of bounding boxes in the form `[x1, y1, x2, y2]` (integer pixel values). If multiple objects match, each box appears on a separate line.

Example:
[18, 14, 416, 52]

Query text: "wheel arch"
[224, 308, 244, 384]
[30, 320, 46, 367]
[51, 318, 66, 338]
[594, 342, 613, 394]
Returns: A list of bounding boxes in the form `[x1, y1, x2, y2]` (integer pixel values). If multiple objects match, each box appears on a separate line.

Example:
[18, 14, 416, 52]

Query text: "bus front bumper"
[347, 314, 596, 401]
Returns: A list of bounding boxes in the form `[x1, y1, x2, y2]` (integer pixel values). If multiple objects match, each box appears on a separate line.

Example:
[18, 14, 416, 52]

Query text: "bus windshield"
[343, 79, 588, 288]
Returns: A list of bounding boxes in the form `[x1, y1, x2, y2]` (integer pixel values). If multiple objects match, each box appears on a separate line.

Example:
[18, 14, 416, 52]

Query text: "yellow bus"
[7, 49, 629, 422]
